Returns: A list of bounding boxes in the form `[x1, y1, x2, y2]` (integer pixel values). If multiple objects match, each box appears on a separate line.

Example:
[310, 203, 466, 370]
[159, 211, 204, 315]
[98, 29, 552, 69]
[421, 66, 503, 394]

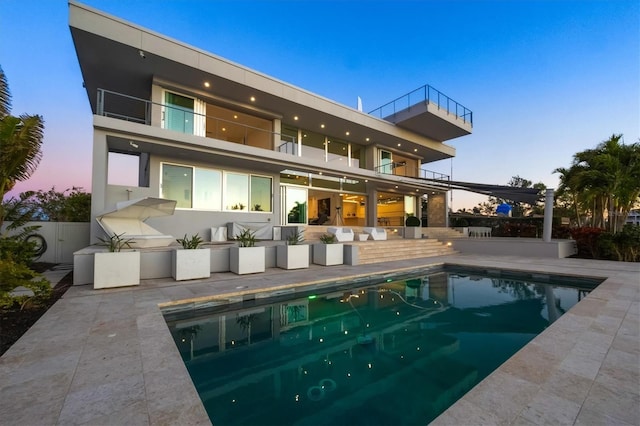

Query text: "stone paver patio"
[0, 253, 638, 425]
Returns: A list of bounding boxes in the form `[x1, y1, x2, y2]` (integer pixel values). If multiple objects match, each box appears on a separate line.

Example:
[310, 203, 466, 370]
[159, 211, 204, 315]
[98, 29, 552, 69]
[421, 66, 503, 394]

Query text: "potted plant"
[277, 228, 309, 270]
[94, 232, 140, 289]
[172, 233, 211, 281]
[404, 215, 422, 239]
[313, 233, 344, 266]
[230, 229, 265, 274]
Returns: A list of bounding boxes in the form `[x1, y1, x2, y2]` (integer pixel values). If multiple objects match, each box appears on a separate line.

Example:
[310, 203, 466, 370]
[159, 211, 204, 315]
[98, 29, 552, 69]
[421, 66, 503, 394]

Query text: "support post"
[543, 188, 554, 242]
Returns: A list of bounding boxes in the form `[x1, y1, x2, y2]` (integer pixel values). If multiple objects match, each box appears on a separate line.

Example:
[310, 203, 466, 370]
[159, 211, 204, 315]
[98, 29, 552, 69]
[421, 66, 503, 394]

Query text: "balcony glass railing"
[96, 88, 296, 147]
[374, 163, 450, 182]
[368, 84, 473, 125]
[96, 89, 439, 179]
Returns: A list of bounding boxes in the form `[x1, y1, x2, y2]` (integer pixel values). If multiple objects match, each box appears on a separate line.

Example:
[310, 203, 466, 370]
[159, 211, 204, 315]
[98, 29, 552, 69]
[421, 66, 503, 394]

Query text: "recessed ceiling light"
[397, 143, 401, 147]
[365, 137, 370, 142]
[294, 116, 299, 120]
[204, 82, 210, 88]
[233, 115, 238, 119]
[321, 124, 325, 128]
[395, 186, 398, 188]
[414, 148, 418, 152]
[250, 96, 256, 102]
[222, 127, 226, 131]
[365, 179, 368, 182]
[345, 131, 350, 136]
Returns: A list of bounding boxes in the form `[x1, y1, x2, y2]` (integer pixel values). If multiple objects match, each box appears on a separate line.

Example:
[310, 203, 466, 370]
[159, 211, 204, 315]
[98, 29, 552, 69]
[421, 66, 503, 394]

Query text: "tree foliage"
[0, 65, 45, 229]
[554, 134, 640, 232]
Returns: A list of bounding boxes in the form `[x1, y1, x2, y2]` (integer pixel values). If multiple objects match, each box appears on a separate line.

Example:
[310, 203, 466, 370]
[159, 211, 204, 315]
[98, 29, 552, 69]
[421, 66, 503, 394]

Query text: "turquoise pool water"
[163, 266, 599, 425]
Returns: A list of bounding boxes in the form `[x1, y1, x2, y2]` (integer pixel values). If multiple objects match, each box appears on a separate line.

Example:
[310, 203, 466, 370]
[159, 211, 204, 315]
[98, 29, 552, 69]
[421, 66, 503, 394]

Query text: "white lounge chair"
[362, 227, 387, 240]
[327, 227, 355, 242]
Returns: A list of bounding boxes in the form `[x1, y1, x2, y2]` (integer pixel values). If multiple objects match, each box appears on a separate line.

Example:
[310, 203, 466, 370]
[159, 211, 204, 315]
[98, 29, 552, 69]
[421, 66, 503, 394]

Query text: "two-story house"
[69, 1, 472, 245]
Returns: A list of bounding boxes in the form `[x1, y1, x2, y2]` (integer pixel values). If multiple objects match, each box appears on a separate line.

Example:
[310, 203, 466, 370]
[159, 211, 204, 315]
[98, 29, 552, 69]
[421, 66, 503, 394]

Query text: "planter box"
[404, 227, 422, 239]
[94, 251, 140, 289]
[313, 243, 344, 266]
[276, 244, 309, 270]
[230, 246, 265, 274]
[172, 248, 211, 281]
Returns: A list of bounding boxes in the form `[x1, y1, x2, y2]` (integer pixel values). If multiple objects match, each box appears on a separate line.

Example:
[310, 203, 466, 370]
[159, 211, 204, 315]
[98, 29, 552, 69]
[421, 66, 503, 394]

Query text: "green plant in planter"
[405, 215, 421, 227]
[235, 229, 257, 247]
[319, 233, 337, 244]
[286, 229, 305, 245]
[97, 232, 134, 252]
[176, 233, 203, 249]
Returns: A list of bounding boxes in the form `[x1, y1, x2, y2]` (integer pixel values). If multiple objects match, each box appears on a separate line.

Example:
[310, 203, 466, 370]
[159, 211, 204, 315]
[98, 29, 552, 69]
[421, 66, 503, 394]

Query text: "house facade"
[69, 1, 472, 243]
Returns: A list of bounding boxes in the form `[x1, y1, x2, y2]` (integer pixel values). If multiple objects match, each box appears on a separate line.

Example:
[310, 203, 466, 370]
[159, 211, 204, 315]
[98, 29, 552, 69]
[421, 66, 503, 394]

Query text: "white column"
[543, 188, 554, 242]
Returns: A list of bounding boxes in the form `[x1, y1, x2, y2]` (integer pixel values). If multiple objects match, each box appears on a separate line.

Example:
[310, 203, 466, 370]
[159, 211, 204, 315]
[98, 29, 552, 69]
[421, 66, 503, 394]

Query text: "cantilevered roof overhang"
[69, 1, 467, 164]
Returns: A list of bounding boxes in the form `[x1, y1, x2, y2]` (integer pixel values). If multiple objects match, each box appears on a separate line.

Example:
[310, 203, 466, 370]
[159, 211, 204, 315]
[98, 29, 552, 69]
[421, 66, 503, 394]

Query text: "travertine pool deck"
[1, 254, 638, 425]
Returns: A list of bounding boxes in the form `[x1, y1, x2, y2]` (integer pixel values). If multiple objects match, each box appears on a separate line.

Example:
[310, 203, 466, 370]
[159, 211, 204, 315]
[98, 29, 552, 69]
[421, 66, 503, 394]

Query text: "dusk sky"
[1, 0, 638, 210]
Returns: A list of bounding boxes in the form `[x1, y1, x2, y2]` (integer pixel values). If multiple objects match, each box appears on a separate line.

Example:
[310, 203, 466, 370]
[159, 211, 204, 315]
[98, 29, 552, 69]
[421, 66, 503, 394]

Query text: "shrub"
[319, 233, 337, 244]
[176, 233, 203, 249]
[235, 229, 257, 247]
[0, 235, 38, 264]
[0, 258, 51, 308]
[569, 227, 605, 259]
[405, 216, 421, 227]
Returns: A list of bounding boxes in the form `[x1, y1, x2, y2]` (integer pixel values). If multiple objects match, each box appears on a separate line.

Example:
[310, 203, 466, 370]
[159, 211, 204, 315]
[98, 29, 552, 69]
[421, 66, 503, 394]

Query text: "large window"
[162, 164, 192, 208]
[194, 169, 222, 210]
[161, 163, 272, 212]
[251, 176, 272, 212]
[225, 173, 249, 211]
[164, 92, 195, 134]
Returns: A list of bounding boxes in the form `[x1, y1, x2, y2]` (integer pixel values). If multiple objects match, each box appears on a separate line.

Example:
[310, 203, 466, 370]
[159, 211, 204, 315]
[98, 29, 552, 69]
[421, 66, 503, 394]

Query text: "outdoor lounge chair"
[327, 227, 355, 242]
[362, 227, 387, 240]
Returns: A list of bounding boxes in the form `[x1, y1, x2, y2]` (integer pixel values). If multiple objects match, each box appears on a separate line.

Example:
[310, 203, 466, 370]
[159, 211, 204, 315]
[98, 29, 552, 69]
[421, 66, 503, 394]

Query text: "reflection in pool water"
[164, 267, 598, 426]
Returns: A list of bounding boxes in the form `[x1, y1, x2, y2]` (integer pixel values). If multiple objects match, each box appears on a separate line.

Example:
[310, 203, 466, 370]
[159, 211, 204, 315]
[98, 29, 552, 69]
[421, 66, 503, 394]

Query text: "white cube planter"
[276, 245, 309, 270]
[230, 246, 265, 274]
[404, 227, 422, 239]
[172, 248, 211, 281]
[313, 243, 344, 266]
[94, 251, 140, 289]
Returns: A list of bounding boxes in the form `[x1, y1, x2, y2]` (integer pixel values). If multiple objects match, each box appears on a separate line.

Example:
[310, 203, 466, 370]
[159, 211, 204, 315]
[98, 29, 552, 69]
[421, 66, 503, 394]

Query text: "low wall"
[451, 238, 577, 258]
[2, 221, 90, 264]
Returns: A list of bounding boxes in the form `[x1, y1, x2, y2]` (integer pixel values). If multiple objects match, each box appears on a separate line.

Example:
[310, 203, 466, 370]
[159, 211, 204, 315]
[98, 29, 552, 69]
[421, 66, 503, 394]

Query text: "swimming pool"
[163, 266, 600, 425]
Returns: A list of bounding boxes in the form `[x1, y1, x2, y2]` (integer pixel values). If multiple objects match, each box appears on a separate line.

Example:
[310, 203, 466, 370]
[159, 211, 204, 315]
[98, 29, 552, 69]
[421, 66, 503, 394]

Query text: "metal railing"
[368, 84, 473, 125]
[96, 88, 296, 146]
[374, 163, 450, 181]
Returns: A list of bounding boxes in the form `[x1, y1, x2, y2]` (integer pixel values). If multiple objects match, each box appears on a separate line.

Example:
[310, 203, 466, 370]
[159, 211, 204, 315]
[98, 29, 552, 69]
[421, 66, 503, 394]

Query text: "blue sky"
[1, 0, 638, 210]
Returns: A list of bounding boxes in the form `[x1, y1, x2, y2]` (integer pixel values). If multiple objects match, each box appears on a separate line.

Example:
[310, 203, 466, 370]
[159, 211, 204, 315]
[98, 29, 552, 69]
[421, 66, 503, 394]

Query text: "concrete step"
[349, 238, 457, 265]
[422, 227, 466, 241]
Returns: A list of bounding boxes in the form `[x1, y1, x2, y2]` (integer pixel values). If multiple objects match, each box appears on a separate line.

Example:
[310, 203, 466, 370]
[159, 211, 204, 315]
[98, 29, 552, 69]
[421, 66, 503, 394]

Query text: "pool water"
[164, 267, 599, 426]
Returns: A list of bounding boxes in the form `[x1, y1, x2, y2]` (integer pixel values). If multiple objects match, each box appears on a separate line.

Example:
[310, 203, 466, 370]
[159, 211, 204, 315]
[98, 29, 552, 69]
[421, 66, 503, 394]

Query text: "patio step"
[350, 238, 457, 265]
[422, 227, 466, 241]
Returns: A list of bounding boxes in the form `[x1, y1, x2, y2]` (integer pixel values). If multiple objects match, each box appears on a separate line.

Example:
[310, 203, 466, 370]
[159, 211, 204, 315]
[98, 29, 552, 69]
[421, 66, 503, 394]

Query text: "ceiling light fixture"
[204, 82, 210, 88]
[294, 116, 299, 120]
[250, 96, 256, 102]
[321, 124, 325, 128]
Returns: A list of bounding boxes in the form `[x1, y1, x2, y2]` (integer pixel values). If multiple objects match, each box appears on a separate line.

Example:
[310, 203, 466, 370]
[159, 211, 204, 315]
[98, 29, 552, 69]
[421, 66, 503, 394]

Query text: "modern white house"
[69, 1, 473, 248]
[626, 210, 640, 226]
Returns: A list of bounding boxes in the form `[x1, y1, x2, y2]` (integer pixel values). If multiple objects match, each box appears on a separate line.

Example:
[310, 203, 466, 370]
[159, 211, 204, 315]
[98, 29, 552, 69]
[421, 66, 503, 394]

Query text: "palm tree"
[556, 135, 640, 232]
[0, 65, 45, 228]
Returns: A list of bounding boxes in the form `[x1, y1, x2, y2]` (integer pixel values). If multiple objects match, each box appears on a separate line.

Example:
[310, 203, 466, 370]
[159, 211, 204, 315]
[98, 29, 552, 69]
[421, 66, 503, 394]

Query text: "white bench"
[362, 227, 387, 241]
[468, 226, 492, 238]
[327, 227, 355, 242]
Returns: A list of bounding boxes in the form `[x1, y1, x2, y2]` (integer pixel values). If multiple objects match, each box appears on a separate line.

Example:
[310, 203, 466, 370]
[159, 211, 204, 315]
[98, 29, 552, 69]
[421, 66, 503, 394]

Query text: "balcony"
[369, 85, 472, 142]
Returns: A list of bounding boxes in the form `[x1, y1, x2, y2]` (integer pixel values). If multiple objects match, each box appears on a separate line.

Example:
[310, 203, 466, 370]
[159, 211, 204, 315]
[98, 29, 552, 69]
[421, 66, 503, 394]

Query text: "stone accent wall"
[427, 193, 447, 227]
